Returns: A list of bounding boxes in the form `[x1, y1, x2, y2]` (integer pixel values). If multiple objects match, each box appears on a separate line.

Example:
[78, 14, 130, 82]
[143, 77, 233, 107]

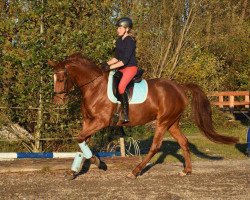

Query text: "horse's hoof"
[64, 171, 77, 180]
[91, 156, 107, 171]
[126, 172, 137, 179]
[179, 171, 191, 177]
[91, 156, 100, 167]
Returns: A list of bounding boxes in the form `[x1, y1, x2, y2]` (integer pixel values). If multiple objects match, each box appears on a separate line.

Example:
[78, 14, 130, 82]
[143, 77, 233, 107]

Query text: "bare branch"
[168, 5, 195, 78]
[157, 13, 174, 78]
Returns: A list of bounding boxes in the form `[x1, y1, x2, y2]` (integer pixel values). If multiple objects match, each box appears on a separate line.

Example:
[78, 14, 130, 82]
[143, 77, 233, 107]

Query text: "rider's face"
[117, 26, 127, 36]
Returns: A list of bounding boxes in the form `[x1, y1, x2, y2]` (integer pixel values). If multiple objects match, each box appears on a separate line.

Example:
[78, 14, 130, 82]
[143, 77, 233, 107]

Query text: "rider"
[102, 17, 138, 123]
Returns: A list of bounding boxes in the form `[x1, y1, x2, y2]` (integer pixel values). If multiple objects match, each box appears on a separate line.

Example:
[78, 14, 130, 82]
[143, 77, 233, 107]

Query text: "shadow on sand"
[72, 157, 108, 180]
[73, 138, 225, 179]
[235, 143, 248, 156]
[139, 139, 224, 176]
[72, 125, 250, 179]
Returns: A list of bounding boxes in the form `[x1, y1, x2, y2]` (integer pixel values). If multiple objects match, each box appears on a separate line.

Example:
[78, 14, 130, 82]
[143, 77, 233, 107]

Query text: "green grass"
[149, 123, 248, 163]
[1, 113, 249, 163]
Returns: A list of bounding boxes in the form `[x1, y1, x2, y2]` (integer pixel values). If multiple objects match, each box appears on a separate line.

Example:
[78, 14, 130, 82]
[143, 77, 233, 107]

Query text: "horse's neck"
[80, 74, 106, 98]
[72, 65, 102, 87]
[79, 74, 108, 117]
[67, 63, 108, 117]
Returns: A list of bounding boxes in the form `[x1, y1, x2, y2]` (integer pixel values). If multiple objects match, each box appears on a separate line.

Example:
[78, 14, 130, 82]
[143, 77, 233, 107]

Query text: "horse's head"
[48, 60, 74, 105]
[48, 53, 103, 105]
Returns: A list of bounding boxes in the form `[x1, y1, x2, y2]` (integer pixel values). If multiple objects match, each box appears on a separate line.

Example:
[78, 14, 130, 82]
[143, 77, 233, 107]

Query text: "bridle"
[53, 67, 102, 97]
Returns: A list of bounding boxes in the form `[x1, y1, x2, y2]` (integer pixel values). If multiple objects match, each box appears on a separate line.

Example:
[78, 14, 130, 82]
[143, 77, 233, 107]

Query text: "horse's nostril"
[53, 95, 66, 105]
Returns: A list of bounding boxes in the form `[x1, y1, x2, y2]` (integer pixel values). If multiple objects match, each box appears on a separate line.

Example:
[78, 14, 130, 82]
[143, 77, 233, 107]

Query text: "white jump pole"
[120, 137, 125, 157]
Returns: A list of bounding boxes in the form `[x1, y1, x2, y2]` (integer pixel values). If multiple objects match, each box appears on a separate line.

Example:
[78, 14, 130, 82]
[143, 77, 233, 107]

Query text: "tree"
[0, 0, 248, 152]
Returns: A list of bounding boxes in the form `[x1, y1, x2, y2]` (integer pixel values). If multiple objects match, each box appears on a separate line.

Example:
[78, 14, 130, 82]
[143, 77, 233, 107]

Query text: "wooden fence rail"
[209, 91, 249, 111]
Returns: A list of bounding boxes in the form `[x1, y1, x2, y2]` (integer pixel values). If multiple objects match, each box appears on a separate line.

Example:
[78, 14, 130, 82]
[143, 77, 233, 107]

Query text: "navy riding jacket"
[115, 36, 137, 68]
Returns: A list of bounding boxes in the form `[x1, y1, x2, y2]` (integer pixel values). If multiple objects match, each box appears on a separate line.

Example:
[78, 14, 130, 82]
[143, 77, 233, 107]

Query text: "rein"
[78, 74, 102, 88]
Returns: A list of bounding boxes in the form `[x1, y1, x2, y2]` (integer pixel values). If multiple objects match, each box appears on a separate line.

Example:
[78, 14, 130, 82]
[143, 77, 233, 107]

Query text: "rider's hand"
[101, 62, 110, 72]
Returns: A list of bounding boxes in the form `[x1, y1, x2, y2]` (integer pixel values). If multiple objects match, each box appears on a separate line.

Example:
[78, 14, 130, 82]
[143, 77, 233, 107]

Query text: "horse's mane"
[68, 53, 97, 67]
[58, 53, 100, 71]
[66, 53, 98, 67]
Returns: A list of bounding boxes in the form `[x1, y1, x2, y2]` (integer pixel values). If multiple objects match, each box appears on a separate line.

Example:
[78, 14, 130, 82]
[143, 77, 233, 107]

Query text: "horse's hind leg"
[168, 121, 192, 175]
[128, 124, 167, 178]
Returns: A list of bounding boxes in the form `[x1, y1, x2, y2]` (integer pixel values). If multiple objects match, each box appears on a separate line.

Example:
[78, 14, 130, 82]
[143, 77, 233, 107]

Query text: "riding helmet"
[116, 17, 133, 29]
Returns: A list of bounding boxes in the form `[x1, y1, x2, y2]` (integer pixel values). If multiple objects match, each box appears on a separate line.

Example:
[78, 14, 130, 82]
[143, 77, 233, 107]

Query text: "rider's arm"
[110, 61, 125, 69]
[107, 58, 118, 65]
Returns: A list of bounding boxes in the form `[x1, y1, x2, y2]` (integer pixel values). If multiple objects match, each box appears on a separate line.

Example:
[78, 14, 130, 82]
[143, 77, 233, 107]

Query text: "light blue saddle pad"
[107, 70, 148, 104]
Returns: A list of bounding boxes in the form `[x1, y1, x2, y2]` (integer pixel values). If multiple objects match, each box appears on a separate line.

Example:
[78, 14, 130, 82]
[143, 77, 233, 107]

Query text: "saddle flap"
[108, 70, 148, 105]
[112, 71, 135, 101]
[112, 68, 144, 99]
[133, 68, 144, 83]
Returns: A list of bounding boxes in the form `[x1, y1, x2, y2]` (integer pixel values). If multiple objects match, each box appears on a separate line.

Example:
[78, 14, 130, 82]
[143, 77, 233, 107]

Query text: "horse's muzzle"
[53, 94, 68, 105]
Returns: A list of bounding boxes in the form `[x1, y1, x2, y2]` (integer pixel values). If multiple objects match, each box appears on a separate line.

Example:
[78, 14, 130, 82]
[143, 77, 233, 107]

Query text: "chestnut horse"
[48, 53, 238, 178]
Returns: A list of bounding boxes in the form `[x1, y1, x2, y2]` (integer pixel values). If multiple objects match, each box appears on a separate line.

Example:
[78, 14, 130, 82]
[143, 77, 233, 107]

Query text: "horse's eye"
[57, 79, 64, 82]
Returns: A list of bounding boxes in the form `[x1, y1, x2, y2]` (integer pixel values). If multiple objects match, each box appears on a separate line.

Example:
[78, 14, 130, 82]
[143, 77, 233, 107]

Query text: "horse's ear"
[48, 60, 57, 68]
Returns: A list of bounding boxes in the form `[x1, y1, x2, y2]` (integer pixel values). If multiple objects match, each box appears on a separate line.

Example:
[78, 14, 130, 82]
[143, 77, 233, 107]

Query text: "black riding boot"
[120, 93, 129, 124]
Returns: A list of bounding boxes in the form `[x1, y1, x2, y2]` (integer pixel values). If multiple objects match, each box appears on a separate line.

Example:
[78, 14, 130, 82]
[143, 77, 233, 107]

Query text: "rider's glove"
[101, 62, 110, 72]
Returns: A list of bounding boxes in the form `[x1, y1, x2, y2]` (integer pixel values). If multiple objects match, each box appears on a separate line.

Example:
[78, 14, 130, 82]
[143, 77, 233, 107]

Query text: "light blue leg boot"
[79, 141, 93, 159]
[71, 152, 84, 172]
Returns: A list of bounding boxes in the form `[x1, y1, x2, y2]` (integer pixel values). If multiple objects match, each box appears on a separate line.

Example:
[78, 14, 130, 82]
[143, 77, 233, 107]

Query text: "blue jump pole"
[247, 127, 250, 157]
[17, 152, 53, 159]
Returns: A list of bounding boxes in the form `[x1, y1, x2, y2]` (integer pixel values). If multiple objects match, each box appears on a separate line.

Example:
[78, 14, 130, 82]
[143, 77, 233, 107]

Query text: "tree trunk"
[33, 0, 45, 152]
[205, 12, 212, 50]
[240, 0, 248, 24]
[34, 76, 43, 152]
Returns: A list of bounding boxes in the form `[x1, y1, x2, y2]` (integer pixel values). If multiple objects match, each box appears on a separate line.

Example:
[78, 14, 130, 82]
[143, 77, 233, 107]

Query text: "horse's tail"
[183, 83, 239, 144]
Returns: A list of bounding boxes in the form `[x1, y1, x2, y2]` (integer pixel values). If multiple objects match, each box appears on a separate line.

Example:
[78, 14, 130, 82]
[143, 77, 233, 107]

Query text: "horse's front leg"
[77, 116, 108, 142]
[71, 117, 108, 173]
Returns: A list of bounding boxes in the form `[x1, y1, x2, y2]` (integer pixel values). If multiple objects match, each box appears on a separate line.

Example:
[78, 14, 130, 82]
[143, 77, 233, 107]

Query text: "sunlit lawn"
[149, 124, 249, 163]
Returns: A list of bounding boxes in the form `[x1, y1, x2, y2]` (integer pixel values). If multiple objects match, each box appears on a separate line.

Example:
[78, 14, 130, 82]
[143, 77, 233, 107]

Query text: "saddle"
[112, 68, 144, 101]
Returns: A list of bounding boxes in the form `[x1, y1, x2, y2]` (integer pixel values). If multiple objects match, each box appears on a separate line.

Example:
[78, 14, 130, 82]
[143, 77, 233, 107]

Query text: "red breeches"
[118, 66, 138, 94]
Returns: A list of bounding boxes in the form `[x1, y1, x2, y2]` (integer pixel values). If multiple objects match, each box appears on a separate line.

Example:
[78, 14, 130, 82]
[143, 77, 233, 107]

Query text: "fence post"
[219, 95, 223, 109]
[229, 95, 234, 113]
[245, 95, 249, 109]
[119, 137, 125, 157]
